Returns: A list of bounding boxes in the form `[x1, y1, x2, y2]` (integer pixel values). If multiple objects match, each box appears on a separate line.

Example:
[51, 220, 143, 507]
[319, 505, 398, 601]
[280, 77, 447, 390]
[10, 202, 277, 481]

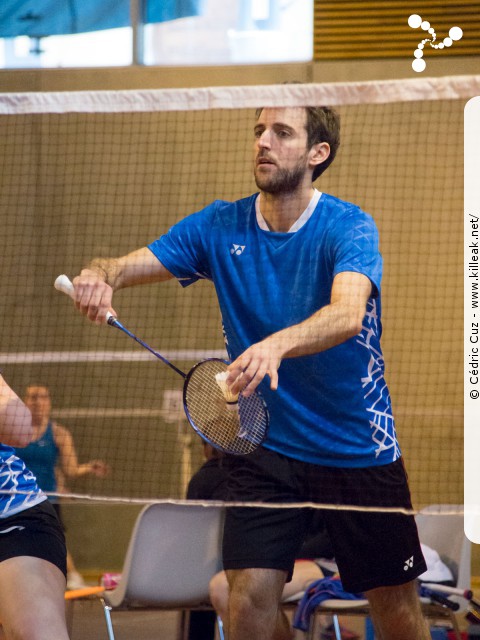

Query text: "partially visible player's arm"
[0, 375, 33, 447]
[227, 271, 372, 396]
[72, 247, 173, 323]
[54, 423, 110, 479]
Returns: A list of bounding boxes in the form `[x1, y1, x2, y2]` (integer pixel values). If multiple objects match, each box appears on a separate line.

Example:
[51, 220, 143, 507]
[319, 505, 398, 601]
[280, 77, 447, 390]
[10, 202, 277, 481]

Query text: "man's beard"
[254, 157, 308, 195]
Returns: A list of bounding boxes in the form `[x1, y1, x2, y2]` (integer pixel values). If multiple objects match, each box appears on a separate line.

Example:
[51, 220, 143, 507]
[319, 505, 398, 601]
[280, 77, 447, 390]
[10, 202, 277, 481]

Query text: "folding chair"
[100, 502, 225, 640]
[290, 505, 470, 640]
[64, 586, 106, 636]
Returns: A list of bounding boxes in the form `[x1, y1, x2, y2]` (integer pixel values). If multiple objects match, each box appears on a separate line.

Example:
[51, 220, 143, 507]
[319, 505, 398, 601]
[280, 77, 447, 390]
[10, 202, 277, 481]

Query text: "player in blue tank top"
[70, 103, 430, 639]
[15, 420, 59, 495]
[0, 373, 68, 639]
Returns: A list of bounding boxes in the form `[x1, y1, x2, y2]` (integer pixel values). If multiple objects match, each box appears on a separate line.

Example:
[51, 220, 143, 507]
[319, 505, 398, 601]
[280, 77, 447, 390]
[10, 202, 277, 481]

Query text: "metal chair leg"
[216, 614, 225, 640]
[179, 610, 190, 640]
[332, 614, 342, 640]
[100, 597, 116, 640]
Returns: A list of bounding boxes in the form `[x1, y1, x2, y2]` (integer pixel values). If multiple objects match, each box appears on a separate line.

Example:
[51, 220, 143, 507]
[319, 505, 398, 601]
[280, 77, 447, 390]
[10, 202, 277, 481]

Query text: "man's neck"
[258, 187, 316, 233]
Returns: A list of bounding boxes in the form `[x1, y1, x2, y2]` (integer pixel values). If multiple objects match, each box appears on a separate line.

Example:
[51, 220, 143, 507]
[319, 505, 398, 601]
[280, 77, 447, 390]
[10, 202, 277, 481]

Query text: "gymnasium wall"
[0, 58, 473, 573]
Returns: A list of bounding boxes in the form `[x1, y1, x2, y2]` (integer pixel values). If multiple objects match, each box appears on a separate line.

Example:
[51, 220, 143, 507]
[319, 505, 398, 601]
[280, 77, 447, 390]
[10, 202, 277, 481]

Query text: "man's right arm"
[72, 247, 173, 324]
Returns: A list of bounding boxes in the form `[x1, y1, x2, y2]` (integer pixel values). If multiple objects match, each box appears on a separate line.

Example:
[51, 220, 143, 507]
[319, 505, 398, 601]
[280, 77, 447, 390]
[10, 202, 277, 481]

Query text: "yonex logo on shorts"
[403, 555, 414, 570]
[0, 525, 25, 534]
[230, 244, 246, 256]
[408, 14, 463, 73]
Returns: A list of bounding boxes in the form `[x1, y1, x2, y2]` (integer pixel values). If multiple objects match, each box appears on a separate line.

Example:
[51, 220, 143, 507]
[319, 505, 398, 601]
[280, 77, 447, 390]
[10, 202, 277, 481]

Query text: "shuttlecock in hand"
[215, 372, 239, 411]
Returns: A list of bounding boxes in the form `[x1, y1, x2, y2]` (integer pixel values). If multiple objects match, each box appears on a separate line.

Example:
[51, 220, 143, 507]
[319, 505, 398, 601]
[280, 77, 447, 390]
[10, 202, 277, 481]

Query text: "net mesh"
[0, 77, 476, 512]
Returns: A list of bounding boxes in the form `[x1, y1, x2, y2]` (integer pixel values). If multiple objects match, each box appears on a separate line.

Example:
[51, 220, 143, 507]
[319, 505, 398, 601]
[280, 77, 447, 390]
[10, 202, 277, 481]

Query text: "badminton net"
[0, 76, 476, 515]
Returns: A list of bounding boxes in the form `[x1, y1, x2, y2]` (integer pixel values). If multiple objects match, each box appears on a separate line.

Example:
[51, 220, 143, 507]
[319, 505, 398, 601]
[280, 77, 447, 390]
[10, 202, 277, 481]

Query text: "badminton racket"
[420, 582, 477, 614]
[419, 585, 460, 611]
[54, 275, 269, 455]
[421, 583, 473, 601]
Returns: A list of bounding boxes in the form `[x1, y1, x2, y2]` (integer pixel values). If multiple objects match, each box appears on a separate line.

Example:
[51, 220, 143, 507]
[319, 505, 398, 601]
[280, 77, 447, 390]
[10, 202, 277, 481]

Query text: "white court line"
[52, 406, 462, 420]
[0, 349, 227, 364]
[52, 408, 176, 419]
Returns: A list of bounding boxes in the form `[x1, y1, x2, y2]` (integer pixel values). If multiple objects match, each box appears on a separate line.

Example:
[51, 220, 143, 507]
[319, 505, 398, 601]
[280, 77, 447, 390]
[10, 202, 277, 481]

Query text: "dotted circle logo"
[408, 14, 463, 72]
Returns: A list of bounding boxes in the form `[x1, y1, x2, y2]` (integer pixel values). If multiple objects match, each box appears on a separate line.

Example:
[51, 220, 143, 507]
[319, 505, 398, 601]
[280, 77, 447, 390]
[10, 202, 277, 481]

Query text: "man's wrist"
[81, 265, 109, 284]
[265, 333, 288, 360]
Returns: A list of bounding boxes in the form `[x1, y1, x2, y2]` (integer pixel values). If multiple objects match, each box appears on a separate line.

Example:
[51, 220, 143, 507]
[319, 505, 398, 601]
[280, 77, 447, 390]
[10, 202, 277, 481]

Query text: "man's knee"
[366, 580, 421, 609]
[226, 568, 286, 613]
[209, 571, 230, 618]
[365, 581, 428, 637]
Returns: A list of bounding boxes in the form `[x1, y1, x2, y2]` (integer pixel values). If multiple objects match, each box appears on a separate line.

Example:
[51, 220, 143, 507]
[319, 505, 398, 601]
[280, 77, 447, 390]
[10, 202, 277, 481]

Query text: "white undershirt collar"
[255, 189, 322, 233]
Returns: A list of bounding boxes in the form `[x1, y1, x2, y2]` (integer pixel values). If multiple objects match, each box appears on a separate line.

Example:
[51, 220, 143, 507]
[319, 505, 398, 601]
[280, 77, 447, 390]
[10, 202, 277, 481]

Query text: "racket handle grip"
[54, 274, 75, 297]
[54, 274, 114, 322]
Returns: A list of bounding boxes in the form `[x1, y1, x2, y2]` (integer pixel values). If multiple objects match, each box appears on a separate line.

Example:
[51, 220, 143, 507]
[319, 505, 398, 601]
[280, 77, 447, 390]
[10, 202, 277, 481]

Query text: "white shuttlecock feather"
[215, 372, 239, 410]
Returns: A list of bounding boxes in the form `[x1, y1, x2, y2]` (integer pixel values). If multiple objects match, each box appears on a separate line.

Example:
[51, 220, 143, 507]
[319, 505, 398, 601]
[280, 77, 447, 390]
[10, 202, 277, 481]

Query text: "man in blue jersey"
[0, 374, 69, 640]
[70, 105, 429, 639]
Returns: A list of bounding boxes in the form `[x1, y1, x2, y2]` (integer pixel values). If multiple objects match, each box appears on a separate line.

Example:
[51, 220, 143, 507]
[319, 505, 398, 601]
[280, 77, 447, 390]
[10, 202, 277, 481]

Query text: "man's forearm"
[80, 248, 173, 291]
[269, 301, 364, 359]
[271, 271, 372, 359]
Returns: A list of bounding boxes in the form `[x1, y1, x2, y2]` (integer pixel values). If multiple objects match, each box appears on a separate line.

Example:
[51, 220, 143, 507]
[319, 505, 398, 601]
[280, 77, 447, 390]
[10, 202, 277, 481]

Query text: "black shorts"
[0, 499, 67, 576]
[222, 447, 426, 594]
[52, 502, 66, 530]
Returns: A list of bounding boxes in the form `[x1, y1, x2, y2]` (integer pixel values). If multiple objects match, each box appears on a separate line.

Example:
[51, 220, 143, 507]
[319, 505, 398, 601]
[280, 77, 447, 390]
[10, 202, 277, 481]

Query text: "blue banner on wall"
[0, 0, 202, 38]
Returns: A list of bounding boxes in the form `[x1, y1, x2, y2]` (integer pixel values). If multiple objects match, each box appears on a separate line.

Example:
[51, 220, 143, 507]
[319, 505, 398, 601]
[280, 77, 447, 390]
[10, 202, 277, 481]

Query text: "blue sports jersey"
[148, 192, 400, 467]
[15, 421, 59, 494]
[0, 444, 46, 518]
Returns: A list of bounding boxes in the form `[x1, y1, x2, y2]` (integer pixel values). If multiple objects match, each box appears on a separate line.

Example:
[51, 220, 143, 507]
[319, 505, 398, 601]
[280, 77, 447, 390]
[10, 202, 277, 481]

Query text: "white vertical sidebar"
[465, 96, 480, 543]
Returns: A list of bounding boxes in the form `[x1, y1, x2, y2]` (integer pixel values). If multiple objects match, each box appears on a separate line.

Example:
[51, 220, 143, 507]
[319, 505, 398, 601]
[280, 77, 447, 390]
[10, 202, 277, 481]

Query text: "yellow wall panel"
[314, 0, 480, 59]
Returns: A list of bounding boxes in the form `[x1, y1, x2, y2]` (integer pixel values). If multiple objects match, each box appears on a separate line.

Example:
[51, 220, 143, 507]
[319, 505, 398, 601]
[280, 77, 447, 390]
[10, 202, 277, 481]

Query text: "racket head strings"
[183, 358, 269, 455]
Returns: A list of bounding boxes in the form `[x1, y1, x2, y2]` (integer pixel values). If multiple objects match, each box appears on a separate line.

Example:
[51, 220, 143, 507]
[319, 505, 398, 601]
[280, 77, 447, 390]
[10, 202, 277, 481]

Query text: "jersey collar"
[255, 189, 322, 233]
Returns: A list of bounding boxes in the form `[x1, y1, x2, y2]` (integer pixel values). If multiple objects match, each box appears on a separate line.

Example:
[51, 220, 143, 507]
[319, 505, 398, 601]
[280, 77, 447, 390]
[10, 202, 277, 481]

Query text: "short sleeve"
[330, 208, 382, 296]
[148, 204, 215, 287]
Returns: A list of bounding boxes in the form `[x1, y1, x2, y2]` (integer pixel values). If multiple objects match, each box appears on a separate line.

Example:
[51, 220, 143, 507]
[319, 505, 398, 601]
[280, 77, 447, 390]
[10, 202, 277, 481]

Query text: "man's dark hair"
[304, 106, 340, 180]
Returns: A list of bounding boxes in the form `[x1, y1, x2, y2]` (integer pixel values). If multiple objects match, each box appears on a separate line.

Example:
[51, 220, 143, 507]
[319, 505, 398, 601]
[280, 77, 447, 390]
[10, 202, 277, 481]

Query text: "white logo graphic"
[408, 14, 463, 73]
[0, 525, 25, 535]
[230, 244, 246, 255]
[357, 298, 399, 462]
[404, 556, 414, 570]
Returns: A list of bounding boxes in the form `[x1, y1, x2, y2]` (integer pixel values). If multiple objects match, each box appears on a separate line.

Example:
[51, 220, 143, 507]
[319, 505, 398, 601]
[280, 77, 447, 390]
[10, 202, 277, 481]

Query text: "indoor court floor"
[67, 598, 472, 640]
[67, 596, 467, 640]
[69, 600, 181, 640]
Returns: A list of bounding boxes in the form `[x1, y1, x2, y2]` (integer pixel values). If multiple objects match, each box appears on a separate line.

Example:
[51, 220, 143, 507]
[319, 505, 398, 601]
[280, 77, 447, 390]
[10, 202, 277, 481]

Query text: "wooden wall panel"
[314, 1, 480, 59]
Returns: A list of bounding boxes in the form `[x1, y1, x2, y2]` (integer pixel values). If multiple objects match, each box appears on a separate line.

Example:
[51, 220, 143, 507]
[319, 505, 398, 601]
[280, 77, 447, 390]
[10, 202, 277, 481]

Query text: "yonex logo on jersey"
[403, 556, 414, 570]
[230, 244, 246, 256]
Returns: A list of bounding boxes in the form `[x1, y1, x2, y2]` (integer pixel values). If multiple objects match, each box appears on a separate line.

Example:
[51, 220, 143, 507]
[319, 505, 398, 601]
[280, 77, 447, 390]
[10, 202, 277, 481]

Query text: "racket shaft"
[55, 274, 267, 454]
[107, 317, 186, 378]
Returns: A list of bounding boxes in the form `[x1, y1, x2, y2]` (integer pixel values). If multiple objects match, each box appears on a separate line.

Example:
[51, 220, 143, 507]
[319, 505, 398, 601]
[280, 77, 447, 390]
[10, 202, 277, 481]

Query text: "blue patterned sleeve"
[330, 207, 383, 296]
[147, 203, 216, 287]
